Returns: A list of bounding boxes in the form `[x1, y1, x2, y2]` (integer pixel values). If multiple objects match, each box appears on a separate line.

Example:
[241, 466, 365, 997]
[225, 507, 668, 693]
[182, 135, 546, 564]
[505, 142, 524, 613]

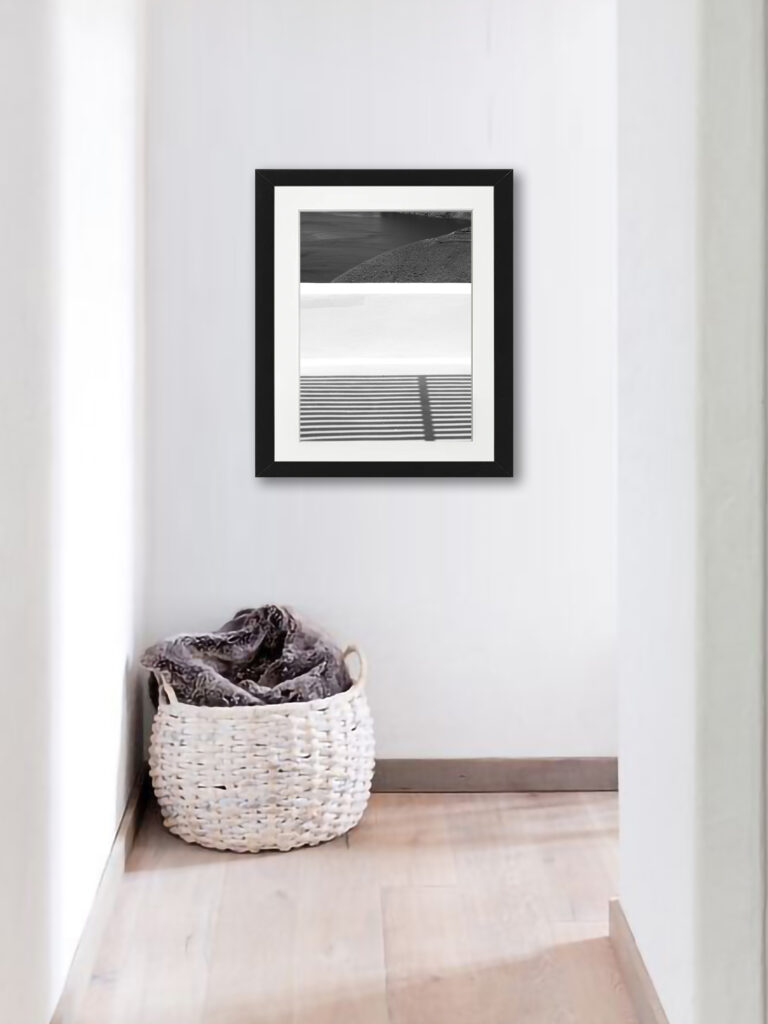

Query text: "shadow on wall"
[258, 175, 527, 491]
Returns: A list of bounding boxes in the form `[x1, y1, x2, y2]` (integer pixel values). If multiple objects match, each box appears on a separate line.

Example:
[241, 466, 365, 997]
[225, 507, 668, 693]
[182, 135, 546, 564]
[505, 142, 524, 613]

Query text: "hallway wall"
[617, 0, 766, 1020]
[0, 2, 145, 1021]
[145, 0, 618, 758]
[0, 4, 55, 1021]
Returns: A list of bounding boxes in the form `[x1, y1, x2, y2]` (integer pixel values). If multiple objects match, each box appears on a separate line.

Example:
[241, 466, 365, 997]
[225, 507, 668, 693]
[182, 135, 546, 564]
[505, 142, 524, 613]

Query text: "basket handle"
[342, 645, 366, 684]
[157, 672, 179, 706]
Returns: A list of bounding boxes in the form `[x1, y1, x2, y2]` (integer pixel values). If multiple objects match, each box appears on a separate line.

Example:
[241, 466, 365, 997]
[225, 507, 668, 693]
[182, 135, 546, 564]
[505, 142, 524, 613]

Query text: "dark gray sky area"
[300, 211, 471, 283]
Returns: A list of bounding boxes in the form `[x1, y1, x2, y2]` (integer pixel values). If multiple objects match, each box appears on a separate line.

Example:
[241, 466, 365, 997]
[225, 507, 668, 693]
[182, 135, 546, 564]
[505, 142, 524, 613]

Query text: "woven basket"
[148, 646, 374, 853]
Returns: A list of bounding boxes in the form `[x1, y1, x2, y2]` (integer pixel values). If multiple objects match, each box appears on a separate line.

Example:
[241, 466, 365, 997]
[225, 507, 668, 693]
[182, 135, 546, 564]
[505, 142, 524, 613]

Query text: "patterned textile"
[141, 605, 351, 707]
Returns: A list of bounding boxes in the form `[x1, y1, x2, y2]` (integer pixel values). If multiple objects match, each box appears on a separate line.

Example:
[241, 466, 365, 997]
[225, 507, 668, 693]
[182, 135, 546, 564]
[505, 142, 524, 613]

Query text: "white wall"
[146, 0, 617, 757]
[0, 1, 145, 1021]
[617, 0, 765, 1021]
[0, 3, 55, 1021]
[617, 1, 698, 1019]
[50, 0, 146, 1001]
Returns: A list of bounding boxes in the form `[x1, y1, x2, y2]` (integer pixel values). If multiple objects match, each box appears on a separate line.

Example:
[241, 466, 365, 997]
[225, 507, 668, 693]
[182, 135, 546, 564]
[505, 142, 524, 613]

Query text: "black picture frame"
[255, 169, 513, 477]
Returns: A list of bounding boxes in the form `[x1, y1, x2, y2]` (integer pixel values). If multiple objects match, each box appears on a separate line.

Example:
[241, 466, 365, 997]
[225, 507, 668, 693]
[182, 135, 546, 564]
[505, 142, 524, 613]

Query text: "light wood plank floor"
[77, 793, 636, 1024]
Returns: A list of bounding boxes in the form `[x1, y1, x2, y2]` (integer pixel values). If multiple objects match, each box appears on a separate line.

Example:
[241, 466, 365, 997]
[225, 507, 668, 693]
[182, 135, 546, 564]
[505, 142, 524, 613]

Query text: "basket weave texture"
[149, 646, 374, 853]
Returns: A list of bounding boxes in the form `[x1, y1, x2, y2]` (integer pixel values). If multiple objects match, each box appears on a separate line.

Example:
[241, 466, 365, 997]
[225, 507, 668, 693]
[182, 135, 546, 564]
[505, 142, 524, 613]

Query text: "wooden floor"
[77, 793, 636, 1024]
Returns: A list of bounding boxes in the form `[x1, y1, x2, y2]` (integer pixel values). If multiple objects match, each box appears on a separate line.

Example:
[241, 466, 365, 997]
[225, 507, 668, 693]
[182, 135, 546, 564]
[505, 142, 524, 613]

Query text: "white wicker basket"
[148, 646, 374, 853]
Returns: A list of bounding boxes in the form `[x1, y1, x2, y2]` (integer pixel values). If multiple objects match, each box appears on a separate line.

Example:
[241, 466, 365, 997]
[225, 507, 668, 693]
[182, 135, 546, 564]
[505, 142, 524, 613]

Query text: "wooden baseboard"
[50, 771, 150, 1024]
[372, 757, 618, 792]
[609, 899, 670, 1024]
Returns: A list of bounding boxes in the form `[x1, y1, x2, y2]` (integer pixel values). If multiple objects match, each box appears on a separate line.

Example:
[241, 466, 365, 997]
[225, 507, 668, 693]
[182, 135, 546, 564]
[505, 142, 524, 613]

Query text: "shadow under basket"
[148, 646, 374, 853]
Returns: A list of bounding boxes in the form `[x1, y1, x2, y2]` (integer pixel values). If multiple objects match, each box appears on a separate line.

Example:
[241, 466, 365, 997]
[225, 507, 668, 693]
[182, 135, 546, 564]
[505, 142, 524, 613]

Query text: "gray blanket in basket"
[141, 605, 351, 707]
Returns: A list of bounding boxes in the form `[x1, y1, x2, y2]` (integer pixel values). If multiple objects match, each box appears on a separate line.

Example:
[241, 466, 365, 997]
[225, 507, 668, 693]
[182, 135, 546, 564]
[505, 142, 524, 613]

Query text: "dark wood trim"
[372, 757, 618, 793]
[609, 899, 670, 1024]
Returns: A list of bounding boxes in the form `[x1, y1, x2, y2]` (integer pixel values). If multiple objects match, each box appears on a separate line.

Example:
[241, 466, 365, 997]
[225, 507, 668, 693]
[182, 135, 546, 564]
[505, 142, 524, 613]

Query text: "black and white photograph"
[255, 169, 514, 476]
[299, 210, 472, 443]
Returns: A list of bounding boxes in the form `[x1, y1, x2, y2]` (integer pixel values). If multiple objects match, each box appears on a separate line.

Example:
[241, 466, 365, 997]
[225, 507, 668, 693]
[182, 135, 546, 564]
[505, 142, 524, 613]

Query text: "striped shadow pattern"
[300, 375, 472, 441]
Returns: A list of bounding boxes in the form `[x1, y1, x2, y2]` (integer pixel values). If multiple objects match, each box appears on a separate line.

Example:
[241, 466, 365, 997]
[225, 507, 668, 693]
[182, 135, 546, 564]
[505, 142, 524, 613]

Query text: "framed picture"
[255, 170, 513, 477]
